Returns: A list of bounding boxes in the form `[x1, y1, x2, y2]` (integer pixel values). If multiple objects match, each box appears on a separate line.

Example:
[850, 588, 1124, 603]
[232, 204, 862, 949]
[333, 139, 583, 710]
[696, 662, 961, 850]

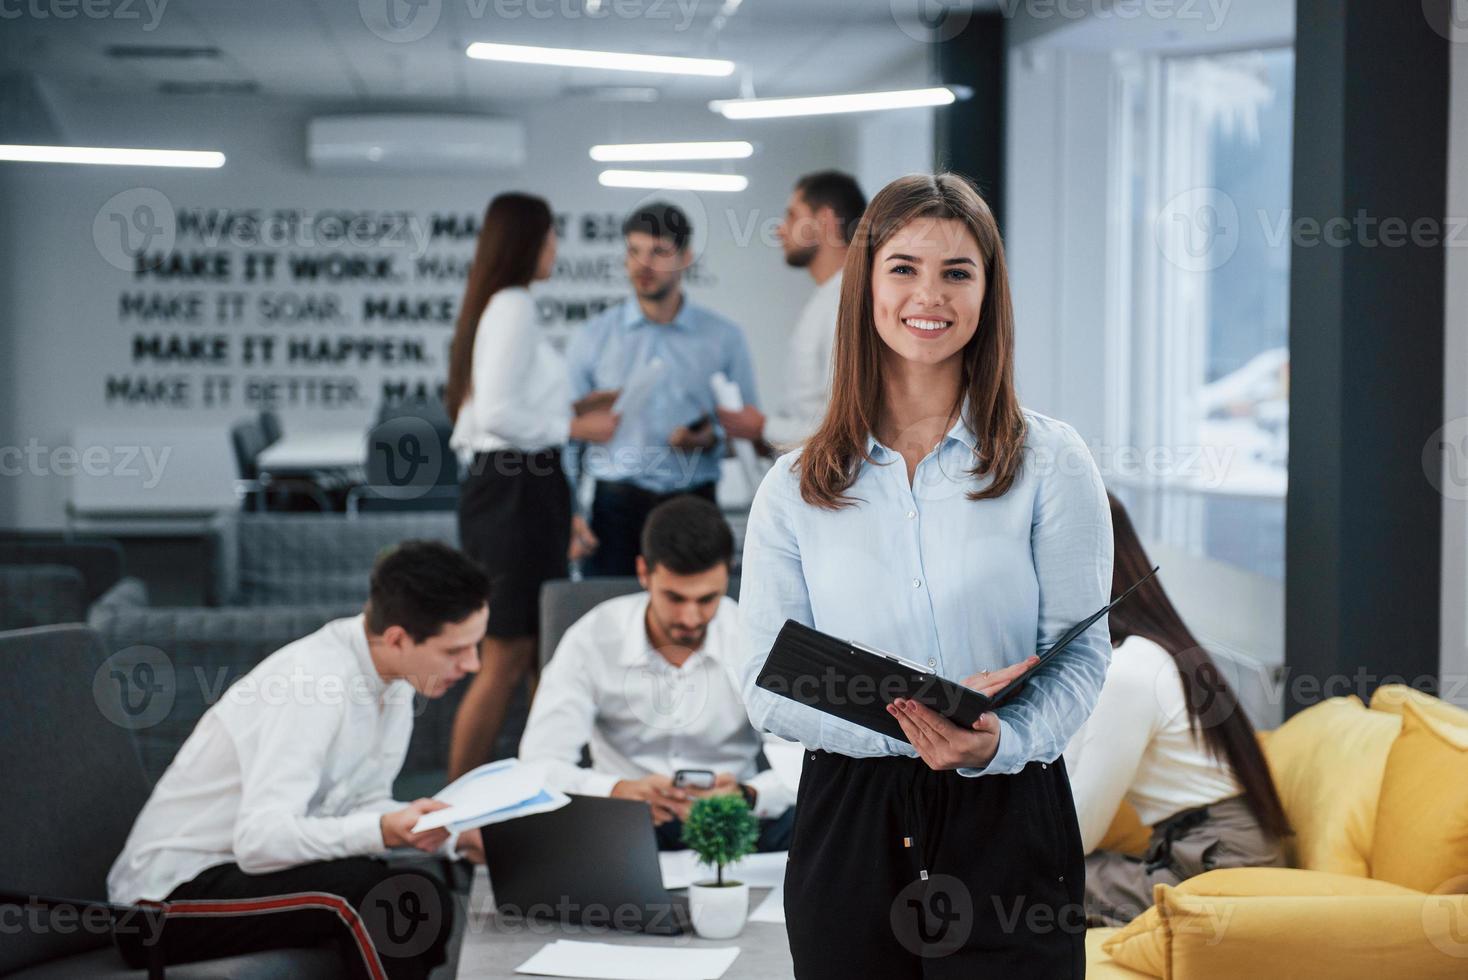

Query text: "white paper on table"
[611, 356, 667, 417]
[709, 371, 763, 489]
[749, 886, 785, 924]
[515, 940, 740, 980]
[659, 850, 788, 891]
[411, 758, 569, 834]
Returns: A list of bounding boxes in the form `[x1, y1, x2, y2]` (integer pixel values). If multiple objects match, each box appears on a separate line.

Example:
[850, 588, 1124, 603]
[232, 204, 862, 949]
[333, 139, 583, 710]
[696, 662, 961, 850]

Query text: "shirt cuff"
[346, 809, 389, 855]
[576, 770, 624, 798]
[955, 717, 1026, 778]
[744, 770, 791, 820]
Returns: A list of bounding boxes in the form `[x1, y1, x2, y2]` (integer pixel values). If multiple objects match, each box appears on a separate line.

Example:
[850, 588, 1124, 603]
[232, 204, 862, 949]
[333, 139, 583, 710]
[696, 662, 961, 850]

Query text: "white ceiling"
[0, 0, 993, 106]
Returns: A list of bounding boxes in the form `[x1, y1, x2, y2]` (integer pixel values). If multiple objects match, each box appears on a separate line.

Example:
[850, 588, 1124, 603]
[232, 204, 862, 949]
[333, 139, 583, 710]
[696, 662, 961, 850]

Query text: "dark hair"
[794, 170, 867, 245]
[799, 173, 1025, 509]
[621, 201, 693, 252]
[365, 540, 489, 642]
[640, 496, 733, 574]
[445, 193, 555, 422]
[1108, 493, 1292, 840]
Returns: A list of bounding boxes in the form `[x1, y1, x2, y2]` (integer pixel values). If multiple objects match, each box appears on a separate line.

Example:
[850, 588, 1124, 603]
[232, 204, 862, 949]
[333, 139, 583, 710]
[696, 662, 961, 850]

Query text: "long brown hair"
[798, 173, 1025, 509]
[444, 193, 554, 422]
[1109, 492, 1292, 839]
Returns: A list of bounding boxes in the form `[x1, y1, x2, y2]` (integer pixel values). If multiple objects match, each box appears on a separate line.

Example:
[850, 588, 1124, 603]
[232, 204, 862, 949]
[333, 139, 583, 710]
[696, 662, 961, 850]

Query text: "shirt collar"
[616, 592, 726, 668]
[621, 295, 694, 332]
[865, 400, 979, 460]
[348, 614, 390, 697]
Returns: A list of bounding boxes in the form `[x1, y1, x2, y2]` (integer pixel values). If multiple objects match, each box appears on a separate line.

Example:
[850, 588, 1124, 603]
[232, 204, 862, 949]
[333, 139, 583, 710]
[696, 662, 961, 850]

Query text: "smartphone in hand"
[673, 768, 716, 790]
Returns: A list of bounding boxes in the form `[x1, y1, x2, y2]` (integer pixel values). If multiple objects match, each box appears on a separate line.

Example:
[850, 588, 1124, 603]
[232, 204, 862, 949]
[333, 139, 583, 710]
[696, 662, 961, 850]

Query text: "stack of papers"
[411, 759, 568, 834]
[658, 850, 788, 890]
[709, 371, 765, 493]
[516, 940, 740, 979]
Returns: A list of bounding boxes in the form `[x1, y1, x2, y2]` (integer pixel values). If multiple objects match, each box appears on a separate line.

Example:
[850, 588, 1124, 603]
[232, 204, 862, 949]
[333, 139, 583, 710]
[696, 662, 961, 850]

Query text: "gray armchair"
[536, 574, 741, 668]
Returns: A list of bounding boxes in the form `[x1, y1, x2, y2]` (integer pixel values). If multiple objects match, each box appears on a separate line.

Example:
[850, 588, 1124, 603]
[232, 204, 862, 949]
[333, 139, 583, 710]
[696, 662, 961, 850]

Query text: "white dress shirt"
[108, 615, 424, 906]
[1063, 635, 1243, 853]
[762, 272, 842, 451]
[449, 285, 572, 455]
[518, 592, 796, 819]
[736, 410, 1113, 778]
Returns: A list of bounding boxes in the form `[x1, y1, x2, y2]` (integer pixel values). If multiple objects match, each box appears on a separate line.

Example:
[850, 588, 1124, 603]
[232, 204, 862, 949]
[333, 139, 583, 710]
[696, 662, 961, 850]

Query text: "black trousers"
[784, 751, 1086, 979]
[458, 448, 571, 639]
[113, 858, 454, 980]
[655, 806, 796, 853]
[583, 480, 717, 577]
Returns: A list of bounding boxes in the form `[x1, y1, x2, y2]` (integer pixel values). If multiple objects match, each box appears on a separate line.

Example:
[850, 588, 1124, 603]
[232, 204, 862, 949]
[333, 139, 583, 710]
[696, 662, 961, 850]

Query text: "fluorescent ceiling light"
[467, 41, 734, 77]
[710, 86, 957, 119]
[0, 144, 226, 168]
[590, 140, 753, 162]
[598, 169, 747, 192]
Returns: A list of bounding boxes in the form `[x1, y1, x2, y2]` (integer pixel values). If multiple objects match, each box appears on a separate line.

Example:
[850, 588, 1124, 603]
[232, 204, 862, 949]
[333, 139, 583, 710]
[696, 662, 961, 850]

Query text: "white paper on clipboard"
[611, 356, 667, 417]
[710, 371, 762, 490]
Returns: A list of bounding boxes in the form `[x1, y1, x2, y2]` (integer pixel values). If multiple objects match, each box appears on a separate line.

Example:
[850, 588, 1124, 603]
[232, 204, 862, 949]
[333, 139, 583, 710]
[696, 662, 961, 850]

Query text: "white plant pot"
[688, 880, 749, 939]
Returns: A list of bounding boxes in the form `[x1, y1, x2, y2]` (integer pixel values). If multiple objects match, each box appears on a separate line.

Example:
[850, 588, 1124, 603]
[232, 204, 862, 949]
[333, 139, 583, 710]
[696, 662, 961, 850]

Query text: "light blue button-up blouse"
[733, 409, 1114, 777]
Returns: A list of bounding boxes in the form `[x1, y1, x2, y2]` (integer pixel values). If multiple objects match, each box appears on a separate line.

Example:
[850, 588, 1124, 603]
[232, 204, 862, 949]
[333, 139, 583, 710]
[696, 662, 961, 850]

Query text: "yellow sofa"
[1084, 685, 1468, 979]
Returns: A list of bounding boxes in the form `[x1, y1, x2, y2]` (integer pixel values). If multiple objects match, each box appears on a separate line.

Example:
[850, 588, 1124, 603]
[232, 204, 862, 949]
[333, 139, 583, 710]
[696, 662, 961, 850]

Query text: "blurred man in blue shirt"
[565, 202, 760, 576]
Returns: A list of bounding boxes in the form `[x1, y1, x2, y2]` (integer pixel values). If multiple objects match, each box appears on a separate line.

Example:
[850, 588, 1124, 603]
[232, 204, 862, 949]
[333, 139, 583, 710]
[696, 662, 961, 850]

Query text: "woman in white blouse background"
[1065, 493, 1289, 926]
[736, 173, 1112, 978]
[444, 192, 619, 779]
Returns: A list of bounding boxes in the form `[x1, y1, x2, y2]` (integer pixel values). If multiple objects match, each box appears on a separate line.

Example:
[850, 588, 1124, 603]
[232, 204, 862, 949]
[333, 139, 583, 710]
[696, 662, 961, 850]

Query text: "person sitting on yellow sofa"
[1065, 493, 1292, 926]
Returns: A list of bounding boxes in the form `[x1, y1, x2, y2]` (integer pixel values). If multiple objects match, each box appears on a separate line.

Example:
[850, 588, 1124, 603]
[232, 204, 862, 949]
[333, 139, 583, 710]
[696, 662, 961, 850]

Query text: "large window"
[1109, 47, 1294, 580]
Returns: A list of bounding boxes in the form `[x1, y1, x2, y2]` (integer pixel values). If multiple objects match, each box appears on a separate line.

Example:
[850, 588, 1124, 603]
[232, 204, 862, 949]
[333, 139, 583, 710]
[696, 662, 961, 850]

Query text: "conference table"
[255, 430, 367, 476]
[456, 868, 795, 979]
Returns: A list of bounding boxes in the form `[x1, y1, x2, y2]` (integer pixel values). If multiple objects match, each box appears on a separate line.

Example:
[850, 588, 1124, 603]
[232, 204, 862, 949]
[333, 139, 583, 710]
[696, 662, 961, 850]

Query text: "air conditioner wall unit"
[306, 114, 526, 173]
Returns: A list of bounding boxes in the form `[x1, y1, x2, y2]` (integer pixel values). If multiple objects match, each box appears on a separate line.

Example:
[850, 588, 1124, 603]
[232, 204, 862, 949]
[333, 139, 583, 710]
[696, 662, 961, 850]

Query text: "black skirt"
[457, 448, 571, 639]
[783, 751, 1086, 979]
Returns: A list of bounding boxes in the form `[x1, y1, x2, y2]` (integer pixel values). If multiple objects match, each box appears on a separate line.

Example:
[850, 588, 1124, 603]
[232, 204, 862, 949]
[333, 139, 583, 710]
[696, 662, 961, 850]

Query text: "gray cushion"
[0, 626, 152, 974]
[0, 536, 126, 604]
[0, 565, 87, 630]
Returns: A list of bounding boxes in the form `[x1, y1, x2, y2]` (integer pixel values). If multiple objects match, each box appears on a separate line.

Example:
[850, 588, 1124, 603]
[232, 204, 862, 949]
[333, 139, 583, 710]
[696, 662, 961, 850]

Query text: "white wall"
[1441, 37, 1468, 707]
[0, 89, 940, 528]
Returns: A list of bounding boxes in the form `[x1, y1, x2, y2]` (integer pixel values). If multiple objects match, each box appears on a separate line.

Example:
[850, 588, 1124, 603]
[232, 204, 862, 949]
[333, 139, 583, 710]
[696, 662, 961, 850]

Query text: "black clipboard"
[753, 567, 1158, 745]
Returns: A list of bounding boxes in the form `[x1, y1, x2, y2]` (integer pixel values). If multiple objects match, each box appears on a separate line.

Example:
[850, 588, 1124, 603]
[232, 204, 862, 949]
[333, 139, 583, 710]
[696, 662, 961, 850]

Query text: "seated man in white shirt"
[519, 495, 796, 851]
[108, 541, 491, 980]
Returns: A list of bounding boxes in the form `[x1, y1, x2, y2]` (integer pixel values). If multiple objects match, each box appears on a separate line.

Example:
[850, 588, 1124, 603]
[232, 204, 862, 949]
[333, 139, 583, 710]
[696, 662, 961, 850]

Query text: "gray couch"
[0, 624, 347, 978]
[86, 580, 461, 792]
[208, 512, 459, 607]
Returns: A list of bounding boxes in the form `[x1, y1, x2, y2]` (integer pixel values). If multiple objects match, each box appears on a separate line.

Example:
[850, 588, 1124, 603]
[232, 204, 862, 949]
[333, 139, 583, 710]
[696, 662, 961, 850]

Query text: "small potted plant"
[681, 793, 759, 939]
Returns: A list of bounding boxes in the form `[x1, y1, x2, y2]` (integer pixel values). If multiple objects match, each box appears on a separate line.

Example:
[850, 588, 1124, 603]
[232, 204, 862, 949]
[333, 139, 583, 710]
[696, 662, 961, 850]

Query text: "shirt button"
[912, 578, 922, 588]
[906, 510, 916, 519]
[927, 659, 936, 668]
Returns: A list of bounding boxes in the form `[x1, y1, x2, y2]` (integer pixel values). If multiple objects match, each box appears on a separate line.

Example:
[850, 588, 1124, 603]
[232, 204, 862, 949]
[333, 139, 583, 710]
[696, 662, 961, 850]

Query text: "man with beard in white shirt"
[717, 170, 866, 453]
[108, 541, 490, 979]
[519, 495, 796, 851]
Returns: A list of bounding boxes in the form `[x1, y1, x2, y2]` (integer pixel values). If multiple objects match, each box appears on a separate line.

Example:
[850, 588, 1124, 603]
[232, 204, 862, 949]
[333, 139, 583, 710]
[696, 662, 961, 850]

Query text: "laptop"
[484, 794, 690, 936]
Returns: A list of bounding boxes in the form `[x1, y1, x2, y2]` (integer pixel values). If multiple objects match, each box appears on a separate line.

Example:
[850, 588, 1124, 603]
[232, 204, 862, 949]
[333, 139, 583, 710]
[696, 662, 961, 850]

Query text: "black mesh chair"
[229, 417, 328, 513]
[347, 400, 459, 514]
